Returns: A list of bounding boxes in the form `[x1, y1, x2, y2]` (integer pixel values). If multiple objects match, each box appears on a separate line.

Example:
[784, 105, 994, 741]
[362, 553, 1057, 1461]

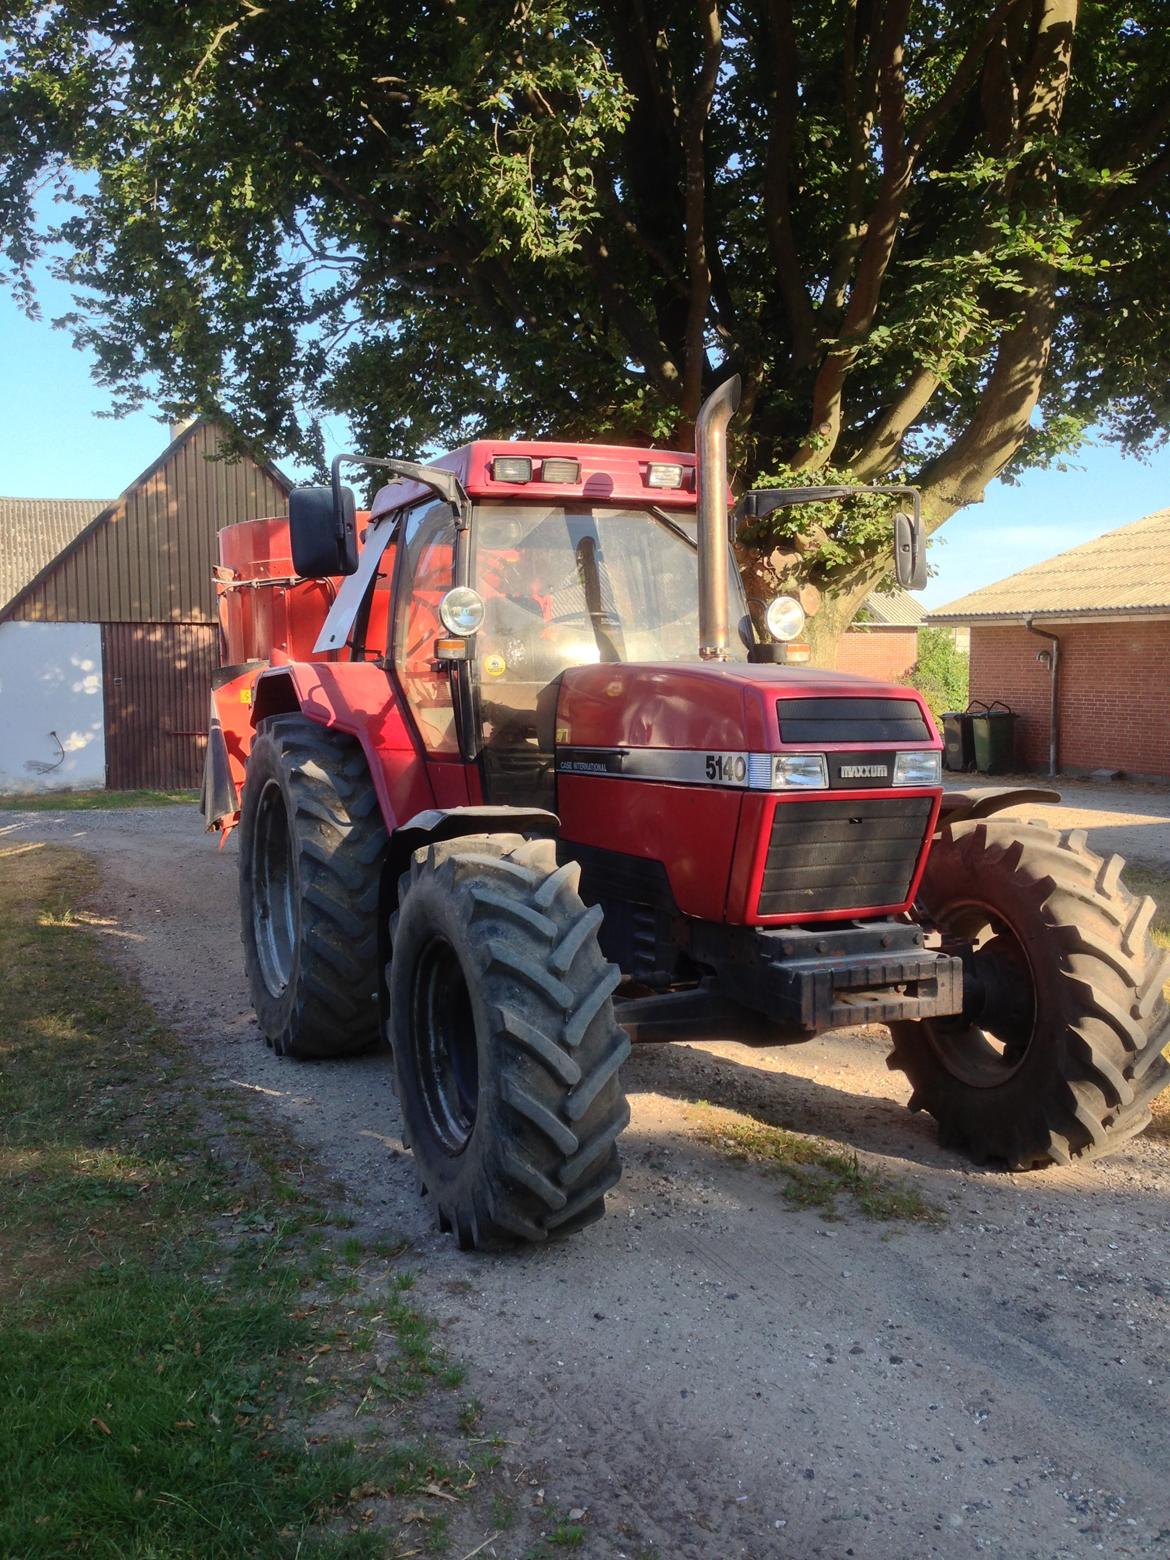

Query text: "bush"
[905, 627, 969, 722]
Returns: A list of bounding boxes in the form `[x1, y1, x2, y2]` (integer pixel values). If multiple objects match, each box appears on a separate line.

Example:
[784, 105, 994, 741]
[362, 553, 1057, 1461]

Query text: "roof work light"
[491, 456, 533, 483]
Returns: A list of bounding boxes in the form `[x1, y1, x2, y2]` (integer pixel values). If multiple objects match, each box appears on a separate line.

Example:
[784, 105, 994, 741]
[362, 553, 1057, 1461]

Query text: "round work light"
[765, 595, 806, 642]
[438, 587, 486, 636]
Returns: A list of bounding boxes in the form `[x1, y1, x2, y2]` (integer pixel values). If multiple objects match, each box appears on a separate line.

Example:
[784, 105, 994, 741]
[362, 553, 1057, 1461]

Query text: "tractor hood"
[555, 661, 938, 754]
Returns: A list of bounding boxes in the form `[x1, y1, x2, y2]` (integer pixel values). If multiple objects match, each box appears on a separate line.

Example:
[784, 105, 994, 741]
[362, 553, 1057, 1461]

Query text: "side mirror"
[289, 485, 358, 578]
[737, 483, 927, 590]
[894, 509, 927, 591]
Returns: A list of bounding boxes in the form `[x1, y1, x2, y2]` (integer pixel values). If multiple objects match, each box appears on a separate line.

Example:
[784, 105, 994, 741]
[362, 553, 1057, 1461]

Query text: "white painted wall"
[0, 621, 106, 792]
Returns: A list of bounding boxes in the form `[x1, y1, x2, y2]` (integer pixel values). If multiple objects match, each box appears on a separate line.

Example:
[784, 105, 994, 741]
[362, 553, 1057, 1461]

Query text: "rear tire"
[388, 834, 630, 1248]
[888, 820, 1170, 1168]
[239, 715, 387, 1058]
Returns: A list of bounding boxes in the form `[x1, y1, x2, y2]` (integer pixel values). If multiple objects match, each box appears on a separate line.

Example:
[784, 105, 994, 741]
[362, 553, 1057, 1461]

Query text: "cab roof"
[370, 440, 699, 520]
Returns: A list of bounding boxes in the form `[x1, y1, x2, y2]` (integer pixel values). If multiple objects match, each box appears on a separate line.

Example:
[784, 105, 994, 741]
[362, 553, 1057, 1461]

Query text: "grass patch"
[1122, 861, 1170, 951]
[690, 1102, 943, 1225]
[0, 843, 477, 1557]
[0, 787, 197, 811]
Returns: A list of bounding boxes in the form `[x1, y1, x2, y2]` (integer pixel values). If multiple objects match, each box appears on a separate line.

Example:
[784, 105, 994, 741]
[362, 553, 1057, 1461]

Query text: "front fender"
[386, 804, 560, 886]
[936, 786, 1061, 832]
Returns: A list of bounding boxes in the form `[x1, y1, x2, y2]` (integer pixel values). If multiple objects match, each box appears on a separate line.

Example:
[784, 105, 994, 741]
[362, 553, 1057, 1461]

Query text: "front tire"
[888, 820, 1170, 1168]
[238, 715, 387, 1058]
[388, 834, 630, 1248]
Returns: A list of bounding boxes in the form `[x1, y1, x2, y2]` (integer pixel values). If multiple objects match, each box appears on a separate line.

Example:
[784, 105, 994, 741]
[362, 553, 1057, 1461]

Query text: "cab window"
[392, 500, 459, 755]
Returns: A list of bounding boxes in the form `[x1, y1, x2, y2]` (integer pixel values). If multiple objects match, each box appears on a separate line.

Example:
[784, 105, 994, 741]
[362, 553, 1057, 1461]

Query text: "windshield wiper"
[646, 505, 698, 550]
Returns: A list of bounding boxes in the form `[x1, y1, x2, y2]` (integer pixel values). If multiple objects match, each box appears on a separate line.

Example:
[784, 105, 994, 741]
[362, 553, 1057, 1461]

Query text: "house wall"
[969, 620, 1170, 777]
[836, 626, 919, 682]
[0, 621, 106, 792]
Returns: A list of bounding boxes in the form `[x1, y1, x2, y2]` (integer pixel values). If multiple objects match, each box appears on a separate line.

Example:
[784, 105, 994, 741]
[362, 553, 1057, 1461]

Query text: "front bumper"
[683, 918, 963, 1037]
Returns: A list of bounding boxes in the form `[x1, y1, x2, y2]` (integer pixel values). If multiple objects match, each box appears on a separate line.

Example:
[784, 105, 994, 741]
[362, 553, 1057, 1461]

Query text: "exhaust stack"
[694, 374, 742, 660]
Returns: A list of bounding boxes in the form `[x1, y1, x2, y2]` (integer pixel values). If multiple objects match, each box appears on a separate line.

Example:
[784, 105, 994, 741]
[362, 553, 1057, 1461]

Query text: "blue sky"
[2, 267, 1167, 611]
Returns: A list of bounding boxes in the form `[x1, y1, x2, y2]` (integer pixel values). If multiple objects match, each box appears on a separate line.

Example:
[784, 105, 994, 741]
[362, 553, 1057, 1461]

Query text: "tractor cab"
[294, 411, 766, 816]
[394, 492, 749, 808]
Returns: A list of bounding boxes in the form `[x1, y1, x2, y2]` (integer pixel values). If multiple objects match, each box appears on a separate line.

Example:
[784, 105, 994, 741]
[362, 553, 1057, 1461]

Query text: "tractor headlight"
[765, 595, 806, 642]
[772, 752, 829, 788]
[438, 587, 486, 636]
[892, 750, 942, 786]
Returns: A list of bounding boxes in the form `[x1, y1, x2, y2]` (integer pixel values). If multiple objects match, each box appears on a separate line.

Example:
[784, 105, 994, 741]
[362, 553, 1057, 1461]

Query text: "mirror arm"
[737, 483, 921, 525]
[330, 454, 470, 529]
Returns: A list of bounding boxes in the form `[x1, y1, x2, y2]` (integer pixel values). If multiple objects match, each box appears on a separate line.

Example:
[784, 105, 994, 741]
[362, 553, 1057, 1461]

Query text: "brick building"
[836, 587, 925, 680]
[927, 508, 1170, 780]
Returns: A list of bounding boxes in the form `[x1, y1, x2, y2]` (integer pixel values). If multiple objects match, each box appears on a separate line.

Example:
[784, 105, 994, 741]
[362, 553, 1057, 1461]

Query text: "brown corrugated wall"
[101, 623, 221, 789]
[10, 422, 289, 624]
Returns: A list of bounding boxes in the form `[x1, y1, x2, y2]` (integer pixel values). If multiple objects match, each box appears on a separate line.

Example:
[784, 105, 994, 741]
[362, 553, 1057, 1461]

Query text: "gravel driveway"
[5, 801, 1170, 1560]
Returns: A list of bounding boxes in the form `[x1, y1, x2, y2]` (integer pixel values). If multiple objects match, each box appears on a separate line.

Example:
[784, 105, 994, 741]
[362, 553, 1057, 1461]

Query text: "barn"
[836, 587, 926, 680]
[0, 421, 289, 793]
[926, 507, 1170, 780]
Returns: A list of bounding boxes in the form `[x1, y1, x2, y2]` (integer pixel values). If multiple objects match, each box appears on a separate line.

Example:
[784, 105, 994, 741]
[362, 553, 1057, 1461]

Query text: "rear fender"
[264, 662, 439, 832]
[213, 660, 448, 840]
[935, 786, 1060, 832]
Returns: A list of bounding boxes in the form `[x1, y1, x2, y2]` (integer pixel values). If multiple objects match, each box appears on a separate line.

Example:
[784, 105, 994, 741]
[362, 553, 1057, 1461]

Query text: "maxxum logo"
[839, 764, 889, 779]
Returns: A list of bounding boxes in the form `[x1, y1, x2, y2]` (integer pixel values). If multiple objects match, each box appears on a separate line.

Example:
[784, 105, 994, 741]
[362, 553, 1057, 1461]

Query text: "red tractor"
[203, 377, 1169, 1248]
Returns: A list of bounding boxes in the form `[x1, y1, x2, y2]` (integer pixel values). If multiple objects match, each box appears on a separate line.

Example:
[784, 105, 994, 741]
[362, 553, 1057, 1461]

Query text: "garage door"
[102, 623, 218, 790]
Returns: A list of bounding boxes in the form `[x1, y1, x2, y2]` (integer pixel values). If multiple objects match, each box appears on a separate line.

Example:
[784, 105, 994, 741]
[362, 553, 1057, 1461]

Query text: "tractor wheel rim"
[922, 896, 1037, 1089]
[411, 935, 479, 1154]
[253, 779, 296, 997]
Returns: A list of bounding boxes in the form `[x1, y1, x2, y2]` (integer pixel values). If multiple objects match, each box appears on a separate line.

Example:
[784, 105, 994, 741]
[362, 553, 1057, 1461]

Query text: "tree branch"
[582, 231, 683, 400]
[918, 283, 1056, 510]
[906, 0, 1026, 153]
[680, 0, 723, 417]
[284, 139, 443, 252]
[796, 0, 913, 468]
[1079, 99, 1170, 233]
[762, 0, 814, 368]
[821, 0, 883, 324]
[850, 364, 945, 479]
[918, 1, 1079, 511]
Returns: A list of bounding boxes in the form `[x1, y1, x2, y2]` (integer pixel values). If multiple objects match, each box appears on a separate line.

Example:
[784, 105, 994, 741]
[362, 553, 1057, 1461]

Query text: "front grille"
[757, 796, 933, 917]
[777, 697, 929, 744]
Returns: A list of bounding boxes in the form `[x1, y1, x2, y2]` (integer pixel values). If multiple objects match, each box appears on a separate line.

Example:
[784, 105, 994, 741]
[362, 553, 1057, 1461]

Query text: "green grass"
[0, 787, 197, 811]
[1122, 861, 1170, 950]
[690, 1102, 943, 1224]
[0, 842, 477, 1558]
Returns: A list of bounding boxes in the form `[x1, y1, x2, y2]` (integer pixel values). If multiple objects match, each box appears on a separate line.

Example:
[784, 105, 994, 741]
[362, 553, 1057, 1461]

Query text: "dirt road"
[6, 804, 1170, 1560]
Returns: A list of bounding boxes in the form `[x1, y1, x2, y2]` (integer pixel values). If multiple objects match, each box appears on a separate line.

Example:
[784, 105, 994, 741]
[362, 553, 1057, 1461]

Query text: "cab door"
[391, 500, 461, 756]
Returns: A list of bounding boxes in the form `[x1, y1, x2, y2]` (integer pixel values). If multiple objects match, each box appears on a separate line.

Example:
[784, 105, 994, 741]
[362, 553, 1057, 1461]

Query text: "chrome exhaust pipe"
[695, 373, 742, 661]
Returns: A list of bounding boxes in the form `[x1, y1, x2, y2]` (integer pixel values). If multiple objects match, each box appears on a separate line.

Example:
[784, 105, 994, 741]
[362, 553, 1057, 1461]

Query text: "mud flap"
[199, 696, 238, 831]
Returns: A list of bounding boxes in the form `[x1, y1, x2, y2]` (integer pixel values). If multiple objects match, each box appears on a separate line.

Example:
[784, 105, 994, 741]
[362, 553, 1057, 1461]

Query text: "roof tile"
[857, 587, 925, 627]
[0, 497, 112, 615]
[927, 507, 1170, 622]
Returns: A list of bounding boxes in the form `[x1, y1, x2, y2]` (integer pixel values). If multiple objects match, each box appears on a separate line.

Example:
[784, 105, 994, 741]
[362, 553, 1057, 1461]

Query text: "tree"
[3, 1, 1168, 657]
[903, 625, 969, 721]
